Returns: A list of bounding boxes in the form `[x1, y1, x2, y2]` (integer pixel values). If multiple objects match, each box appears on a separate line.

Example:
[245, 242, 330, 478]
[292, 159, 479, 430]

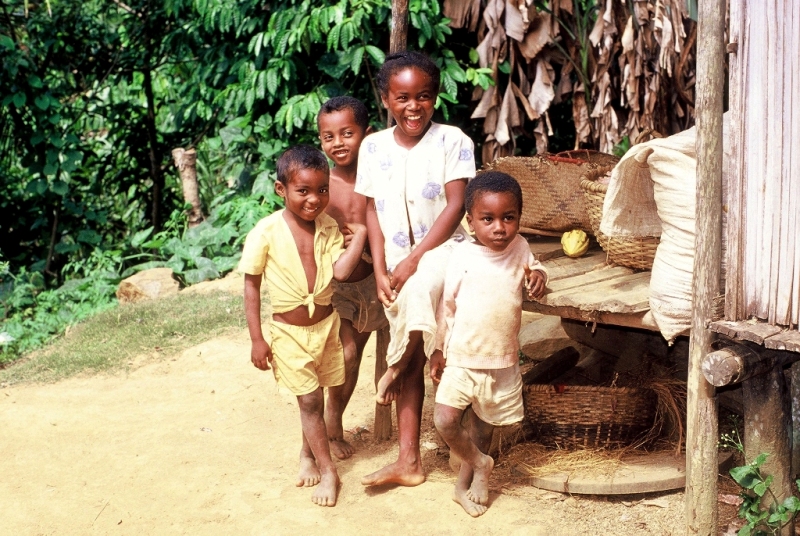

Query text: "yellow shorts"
[435, 364, 524, 426]
[269, 312, 345, 396]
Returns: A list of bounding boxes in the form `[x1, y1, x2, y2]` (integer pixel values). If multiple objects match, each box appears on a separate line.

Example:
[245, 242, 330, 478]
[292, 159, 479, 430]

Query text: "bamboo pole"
[685, 0, 724, 533]
[385, 0, 408, 129]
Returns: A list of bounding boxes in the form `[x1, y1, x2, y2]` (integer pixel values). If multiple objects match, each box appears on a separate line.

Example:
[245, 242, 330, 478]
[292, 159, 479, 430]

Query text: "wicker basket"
[580, 166, 660, 271]
[524, 384, 657, 450]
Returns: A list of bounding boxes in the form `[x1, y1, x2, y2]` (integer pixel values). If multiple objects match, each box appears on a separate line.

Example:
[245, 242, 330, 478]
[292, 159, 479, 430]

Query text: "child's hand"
[388, 255, 419, 295]
[251, 339, 273, 371]
[524, 266, 547, 300]
[429, 350, 445, 385]
[375, 271, 397, 307]
[343, 222, 367, 237]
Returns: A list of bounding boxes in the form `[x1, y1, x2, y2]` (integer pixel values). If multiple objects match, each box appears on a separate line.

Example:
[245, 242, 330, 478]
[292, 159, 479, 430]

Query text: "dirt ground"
[1, 324, 743, 535]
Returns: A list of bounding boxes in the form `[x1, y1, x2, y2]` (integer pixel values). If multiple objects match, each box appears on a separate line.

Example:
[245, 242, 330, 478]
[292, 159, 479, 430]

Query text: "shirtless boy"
[317, 96, 388, 460]
[239, 145, 367, 507]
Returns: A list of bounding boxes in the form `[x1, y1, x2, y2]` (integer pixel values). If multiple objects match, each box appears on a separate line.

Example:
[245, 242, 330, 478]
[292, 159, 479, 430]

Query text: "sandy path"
[1, 328, 693, 535]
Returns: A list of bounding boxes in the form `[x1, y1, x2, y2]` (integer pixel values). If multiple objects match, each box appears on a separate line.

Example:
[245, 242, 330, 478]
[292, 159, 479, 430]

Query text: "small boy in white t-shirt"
[429, 171, 547, 517]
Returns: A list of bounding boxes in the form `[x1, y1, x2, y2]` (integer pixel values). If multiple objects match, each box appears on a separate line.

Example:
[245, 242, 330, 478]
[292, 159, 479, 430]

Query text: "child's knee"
[433, 406, 461, 435]
[297, 389, 324, 415]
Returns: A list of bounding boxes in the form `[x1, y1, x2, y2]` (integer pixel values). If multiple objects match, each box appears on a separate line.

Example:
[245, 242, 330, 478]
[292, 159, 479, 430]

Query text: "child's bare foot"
[465, 454, 494, 505]
[453, 486, 488, 517]
[375, 367, 400, 405]
[329, 437, 354, 460]
[296, 455, 321, 487]
[361, 459, 425, 487]
[311, 471, 340, 507]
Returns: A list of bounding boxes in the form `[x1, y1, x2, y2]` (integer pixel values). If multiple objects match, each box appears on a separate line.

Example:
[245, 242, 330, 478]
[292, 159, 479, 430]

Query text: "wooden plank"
[545, 265, 635, 294]
[708, 320, 783, 345]
[522, 302, 660, 332]
[543, 272, 651, 313]
[724, 0, 745, 321]
[543, 250, 610, 282]
[764, 331, 800, 353]
[526, 235, 565, 262]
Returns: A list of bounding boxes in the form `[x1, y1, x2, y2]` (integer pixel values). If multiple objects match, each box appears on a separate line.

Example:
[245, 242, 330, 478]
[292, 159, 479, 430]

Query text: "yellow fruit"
[561, 230, 590, 258]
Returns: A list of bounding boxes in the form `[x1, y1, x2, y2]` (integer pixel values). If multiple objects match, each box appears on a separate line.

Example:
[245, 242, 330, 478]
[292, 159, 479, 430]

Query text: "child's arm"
[390, 178, 467, 293]
[365, 197, 396, 306]
[244, 273, 272, 370]
[332, 222, 368, 282]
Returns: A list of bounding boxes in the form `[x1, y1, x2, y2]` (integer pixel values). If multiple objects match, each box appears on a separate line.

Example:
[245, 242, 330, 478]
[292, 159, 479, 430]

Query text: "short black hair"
[376, 50, 440, 95]
[276, 145, 330, 185]
[317, 96, 369, 131]
[465, 171, 523, 214]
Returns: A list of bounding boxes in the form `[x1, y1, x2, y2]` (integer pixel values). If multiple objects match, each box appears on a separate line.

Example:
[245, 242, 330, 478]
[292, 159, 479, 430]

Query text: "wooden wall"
[726, 0, 800, 328]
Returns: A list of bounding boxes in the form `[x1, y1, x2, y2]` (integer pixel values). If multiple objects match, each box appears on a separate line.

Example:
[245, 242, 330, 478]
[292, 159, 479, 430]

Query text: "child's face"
[318, 109, 366, 169]
[466, 191, 521, 252]
[381, 67, 436, 145]
[275, 168, 330, 223]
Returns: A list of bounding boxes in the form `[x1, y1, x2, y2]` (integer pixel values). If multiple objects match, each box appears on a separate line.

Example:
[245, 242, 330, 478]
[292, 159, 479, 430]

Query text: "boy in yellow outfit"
[239, 145, 367, 507]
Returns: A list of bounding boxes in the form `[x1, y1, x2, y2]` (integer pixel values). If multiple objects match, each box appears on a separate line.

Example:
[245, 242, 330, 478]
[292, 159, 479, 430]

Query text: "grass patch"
[0, 290, 248, 385]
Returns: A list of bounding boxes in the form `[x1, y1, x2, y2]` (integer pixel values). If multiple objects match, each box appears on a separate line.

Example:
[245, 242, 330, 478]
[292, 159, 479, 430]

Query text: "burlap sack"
[599, 114, 730, 342]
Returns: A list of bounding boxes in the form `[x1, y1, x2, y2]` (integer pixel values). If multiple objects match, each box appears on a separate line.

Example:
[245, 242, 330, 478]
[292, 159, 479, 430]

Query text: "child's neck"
[392, 121, 432, 150]
[331, 164, 357, 183]
[282, 208, 316, 233]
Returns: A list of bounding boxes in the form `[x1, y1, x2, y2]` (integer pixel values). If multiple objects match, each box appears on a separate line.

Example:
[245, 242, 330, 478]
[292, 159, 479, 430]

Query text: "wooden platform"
[512, 451, 733, 495]
[524, 237, 657, 332]
[709, 319, 800, 354]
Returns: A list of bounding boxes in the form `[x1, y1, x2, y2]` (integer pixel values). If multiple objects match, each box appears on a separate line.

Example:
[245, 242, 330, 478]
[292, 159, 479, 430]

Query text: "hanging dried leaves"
[452, 0, 697, 155]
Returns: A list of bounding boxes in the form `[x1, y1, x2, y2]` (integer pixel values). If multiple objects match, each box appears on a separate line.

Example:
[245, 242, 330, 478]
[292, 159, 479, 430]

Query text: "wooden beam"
[686, 0, 725, 532]
[521, 301, 660, 332]
[701, 343, 800, 387]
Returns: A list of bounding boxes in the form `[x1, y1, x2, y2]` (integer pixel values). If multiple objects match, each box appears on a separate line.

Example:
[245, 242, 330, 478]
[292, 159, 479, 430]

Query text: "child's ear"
[380, 94, 388, 109]
[465, 213, 474, 233]
[274, 181, 286, 198]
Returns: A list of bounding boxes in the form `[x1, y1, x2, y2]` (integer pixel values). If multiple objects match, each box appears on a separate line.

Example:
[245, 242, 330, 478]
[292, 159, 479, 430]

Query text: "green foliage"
[0, 0, 491, 368]
[721, 427, 800, 535]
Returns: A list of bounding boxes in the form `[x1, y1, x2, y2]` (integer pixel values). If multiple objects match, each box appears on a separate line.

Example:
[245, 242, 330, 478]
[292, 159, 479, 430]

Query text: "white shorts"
[435, 363, 524, 426]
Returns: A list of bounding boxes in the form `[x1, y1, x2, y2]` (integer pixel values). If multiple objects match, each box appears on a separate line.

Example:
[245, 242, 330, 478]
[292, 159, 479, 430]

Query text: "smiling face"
[275, 167, 330, 224]
[318, 108, 367, 170]
[466, 191, 521, 252]
[381, 67, 437, 148]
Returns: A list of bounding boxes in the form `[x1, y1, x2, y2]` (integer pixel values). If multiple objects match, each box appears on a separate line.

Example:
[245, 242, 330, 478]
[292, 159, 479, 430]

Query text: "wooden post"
[385, 0, 408, 128]
[792, 362, 800, 477]
[742, 365, 794, 536]
[373, 326, 392, 440]
[686, 0, 725, 533]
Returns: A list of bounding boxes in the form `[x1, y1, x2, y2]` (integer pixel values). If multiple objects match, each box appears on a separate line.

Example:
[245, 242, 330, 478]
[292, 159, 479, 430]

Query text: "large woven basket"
[580, 166, 660, 271]
[482, 153, 611, 233]
[524, 384, 657, 450]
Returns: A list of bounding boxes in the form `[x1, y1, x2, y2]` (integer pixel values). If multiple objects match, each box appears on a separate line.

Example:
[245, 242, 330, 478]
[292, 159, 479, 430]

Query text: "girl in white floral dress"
[355, 51, 476, 487]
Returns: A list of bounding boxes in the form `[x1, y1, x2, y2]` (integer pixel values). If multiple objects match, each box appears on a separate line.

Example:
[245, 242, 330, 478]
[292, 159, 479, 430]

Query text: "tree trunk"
[386, 0, 409, 128]
[172, 148, 204, 227]
[143, 67, 163, 231]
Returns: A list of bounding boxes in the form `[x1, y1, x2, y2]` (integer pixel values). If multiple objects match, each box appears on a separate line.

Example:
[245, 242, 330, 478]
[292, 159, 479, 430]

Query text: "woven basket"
[524, 384, 657, 450]
[580, 166, 660, 270]
[482, 154, 605, 233]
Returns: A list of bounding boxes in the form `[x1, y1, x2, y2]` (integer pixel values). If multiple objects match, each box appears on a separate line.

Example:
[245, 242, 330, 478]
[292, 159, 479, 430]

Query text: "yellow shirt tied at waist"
[238, 210, 345, 317]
